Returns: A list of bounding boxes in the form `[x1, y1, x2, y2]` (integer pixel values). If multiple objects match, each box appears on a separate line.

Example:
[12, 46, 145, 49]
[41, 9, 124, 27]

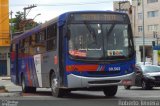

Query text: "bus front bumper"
[67, 72, 135, 88]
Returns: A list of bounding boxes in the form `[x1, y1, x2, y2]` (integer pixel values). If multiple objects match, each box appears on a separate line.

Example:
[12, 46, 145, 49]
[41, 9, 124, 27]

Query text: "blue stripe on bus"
[65, 58, 135, 77]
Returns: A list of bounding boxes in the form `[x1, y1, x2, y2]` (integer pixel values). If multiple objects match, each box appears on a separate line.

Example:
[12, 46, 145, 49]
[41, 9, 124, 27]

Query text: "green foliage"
[158, 50, 160, 56]
[15, 11, 24, 31]
[10, 11, 39, 33]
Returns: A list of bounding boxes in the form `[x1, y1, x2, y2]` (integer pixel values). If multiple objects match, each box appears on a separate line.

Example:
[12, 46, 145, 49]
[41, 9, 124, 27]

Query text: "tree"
[10, 11, 39, 33]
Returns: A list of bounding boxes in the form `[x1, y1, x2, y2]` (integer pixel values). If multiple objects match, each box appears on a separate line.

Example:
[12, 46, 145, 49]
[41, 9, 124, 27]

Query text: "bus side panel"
[41, 51, 58, 87]
[10, 51, 17, 84]
[17, 55, 39, 87]
[29, 56, 39, 87]
[11, 44, 20, 85]
[18, 56, 31, 87]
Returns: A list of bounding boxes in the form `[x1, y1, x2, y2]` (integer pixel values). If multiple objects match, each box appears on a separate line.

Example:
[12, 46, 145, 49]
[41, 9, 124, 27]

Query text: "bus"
[10, 11, 135, 97]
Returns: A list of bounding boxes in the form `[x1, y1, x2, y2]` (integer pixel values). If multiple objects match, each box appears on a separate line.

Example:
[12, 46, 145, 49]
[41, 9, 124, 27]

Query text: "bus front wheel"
[51, 72, 64, 97]
[103, 85, 118, 97]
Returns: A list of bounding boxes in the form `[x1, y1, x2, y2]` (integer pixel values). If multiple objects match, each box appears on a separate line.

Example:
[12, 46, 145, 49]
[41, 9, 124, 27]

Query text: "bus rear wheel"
[21, 75, 36, 93]
[51, 72, 65, 97]
[103, 85, 118, 97]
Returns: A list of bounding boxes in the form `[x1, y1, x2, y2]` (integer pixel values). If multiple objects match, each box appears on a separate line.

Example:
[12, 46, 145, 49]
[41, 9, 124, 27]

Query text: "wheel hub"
[52, 78, 58, 93]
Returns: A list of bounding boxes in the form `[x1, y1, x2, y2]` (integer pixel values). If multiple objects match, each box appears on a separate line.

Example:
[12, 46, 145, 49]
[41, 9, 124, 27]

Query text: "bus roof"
[12, 10, 128, 43]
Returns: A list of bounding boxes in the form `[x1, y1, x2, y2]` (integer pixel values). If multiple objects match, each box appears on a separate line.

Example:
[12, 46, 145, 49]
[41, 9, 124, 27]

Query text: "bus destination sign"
[72, 13, 125, 22]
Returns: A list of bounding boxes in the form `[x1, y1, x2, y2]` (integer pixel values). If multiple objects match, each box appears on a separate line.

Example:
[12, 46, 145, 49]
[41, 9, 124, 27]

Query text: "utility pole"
[10, 11, 13, 40]
[153, 31, 158, 45]
[142, 0, 145, 65]
[118, 1, 128, 12]
[23, 4, 37, 32]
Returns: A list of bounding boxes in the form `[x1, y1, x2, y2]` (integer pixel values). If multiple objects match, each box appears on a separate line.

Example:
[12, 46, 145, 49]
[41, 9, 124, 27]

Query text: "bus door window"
[46, 24, 57, 51]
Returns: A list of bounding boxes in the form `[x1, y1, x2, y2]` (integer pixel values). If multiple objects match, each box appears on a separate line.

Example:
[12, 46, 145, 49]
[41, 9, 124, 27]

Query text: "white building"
[114, 0, 158, 64]
[132, 0, 159, 64]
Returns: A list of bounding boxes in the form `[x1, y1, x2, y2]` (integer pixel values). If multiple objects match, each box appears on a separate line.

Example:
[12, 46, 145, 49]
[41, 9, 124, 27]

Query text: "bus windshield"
[68, 23, 134, 60]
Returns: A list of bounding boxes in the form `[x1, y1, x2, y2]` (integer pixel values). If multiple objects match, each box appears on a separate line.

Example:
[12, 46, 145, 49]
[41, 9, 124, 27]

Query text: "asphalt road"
[1, 79, 160, 106]
[20, 86, 160, 100]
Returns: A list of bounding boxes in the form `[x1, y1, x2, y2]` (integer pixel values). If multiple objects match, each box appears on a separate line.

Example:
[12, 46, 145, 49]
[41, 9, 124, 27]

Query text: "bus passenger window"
[29, 34, 36, 55]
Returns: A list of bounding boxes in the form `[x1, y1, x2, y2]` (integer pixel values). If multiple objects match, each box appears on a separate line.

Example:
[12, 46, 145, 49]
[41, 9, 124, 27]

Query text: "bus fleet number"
[109, 67, 120, 71]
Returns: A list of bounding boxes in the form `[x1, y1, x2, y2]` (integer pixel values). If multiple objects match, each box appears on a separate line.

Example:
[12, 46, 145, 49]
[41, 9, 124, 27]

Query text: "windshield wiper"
[84, 21, 97, 44]
[106, 24, 115, 36]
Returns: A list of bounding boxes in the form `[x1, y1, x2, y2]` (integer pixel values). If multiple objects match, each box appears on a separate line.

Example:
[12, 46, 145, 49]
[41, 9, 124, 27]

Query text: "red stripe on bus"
[66, 65, 99, 72]
[26, 63, 32, 86]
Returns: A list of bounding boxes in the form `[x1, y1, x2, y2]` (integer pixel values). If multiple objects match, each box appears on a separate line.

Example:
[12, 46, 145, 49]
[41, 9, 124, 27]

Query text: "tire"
[124, 85, 131, 90]
[103, 85, 118, 97]
[21, 75, 36, 93]
[51, 72, 65, 97]
[142, 80, 151, 90]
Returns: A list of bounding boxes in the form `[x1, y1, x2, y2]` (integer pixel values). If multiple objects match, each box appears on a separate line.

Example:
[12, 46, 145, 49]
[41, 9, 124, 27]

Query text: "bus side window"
[18, 40, 25, 54]
[46, 23, 57, 51]
[35, 29, 46, 54]
[29, 34, 35, 55]
[23, 37, 29, 55]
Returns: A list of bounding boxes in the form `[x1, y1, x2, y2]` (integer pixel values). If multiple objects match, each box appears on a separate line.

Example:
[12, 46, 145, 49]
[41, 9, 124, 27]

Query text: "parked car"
[124, 64, 160, 90]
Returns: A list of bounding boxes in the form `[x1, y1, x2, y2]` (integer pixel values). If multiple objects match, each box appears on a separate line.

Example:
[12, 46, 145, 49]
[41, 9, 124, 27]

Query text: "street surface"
[1, 79, 160, 99]
[1, 79, 160, 106]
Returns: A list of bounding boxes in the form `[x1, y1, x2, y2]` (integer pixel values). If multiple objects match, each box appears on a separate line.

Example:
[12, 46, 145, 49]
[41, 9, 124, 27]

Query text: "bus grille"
[154, 76, 160, 81]
[88, 80, 120, 84]
[87, 71, 120, 76]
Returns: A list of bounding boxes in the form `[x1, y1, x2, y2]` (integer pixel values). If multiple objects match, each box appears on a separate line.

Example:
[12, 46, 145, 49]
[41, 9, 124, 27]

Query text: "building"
[114, 0, 158, 64]
[132, 0, 159, 64]
[0, 0, 10, 76]
[113, 1, 132, 19]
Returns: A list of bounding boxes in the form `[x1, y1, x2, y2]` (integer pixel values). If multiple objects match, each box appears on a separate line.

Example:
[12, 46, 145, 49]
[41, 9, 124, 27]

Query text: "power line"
[23, 5, 37, 32]
[6, 1, 117, 7]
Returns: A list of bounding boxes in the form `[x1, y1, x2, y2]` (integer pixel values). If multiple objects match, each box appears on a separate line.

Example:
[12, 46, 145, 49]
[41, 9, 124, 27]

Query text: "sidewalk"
[0, 77, 21, 97]
[0, 76, 11, 80]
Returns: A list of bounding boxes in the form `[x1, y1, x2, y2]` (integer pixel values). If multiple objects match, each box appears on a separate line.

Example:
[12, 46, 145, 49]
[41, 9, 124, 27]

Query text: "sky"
[9, 0, 130, 23]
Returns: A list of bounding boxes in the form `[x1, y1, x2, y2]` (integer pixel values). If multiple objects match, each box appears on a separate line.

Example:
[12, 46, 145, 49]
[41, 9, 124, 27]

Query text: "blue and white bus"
[10, 11, 135, 97]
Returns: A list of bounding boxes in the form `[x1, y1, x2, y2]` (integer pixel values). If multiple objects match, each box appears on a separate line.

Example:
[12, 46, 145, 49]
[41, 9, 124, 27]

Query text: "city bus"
[10, 11, 136, 97]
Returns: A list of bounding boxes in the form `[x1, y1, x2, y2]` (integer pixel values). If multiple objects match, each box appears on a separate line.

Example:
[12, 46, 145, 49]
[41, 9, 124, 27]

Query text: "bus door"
[15, 44, 19, 84]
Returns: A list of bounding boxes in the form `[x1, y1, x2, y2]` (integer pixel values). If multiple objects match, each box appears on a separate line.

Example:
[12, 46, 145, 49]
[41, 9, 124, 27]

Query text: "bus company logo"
[2, 100, 19, 106]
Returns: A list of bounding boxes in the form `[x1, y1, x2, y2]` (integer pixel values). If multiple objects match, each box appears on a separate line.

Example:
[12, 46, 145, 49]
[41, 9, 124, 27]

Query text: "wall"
[0, 0, 10, 76]
[0, 0, 10, 46]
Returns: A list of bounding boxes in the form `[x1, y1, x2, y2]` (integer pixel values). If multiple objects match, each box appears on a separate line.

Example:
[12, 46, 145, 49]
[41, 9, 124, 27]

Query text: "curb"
[0, 77, 11, 80]
[0, 92, 21, 97]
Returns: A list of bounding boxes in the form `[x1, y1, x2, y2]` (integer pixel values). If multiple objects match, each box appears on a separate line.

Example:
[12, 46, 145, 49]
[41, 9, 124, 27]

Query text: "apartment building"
[132, 0, 160, 64]
[113, 0, 159, 64]
[0, 0, 10, 76]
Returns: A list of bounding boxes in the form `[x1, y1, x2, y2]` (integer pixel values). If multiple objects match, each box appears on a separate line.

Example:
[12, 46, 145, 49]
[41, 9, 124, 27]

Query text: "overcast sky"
[9, 0, 130, 23]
